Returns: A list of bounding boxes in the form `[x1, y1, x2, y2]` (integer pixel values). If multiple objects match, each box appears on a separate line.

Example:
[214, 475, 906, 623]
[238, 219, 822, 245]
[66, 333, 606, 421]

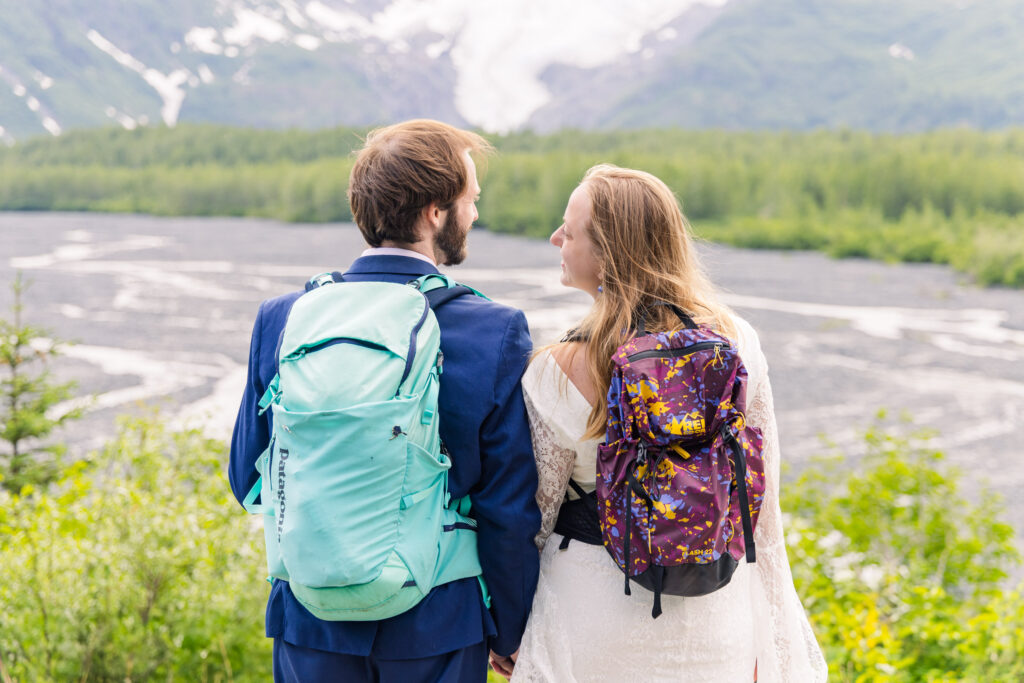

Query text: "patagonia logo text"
[276, 448, 289, 542]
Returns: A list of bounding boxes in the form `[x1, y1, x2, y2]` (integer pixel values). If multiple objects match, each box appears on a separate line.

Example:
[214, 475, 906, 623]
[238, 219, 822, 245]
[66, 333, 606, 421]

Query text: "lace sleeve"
[524, 390, 576, 550]
[746, 371, 828, 682]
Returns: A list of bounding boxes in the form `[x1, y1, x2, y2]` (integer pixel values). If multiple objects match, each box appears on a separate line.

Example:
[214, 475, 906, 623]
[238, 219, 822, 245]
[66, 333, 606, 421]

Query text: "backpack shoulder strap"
[272, 272, 344, 370]
[424, 284, 475, 310]
[408, 273, 490, 309]
[561, 328, 588, 343]
[635, 301, 697, 335]
[304, 271, 345, 292]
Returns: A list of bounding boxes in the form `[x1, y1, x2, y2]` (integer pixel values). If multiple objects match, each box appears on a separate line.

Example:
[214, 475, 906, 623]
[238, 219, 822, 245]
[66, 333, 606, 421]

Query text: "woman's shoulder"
[546, 340, 582, 370]
[726, 312, 760, 347]
[523, 344, 595, 446]
[724, 312, 768, 382]
[537, 342, 600, 405]
[522, 347, 556, 398]
[524, 344, 572, 393]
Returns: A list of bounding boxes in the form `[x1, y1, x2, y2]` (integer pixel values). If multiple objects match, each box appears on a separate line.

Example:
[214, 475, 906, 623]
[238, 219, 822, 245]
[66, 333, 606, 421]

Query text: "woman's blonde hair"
[571, 164, 736, 439]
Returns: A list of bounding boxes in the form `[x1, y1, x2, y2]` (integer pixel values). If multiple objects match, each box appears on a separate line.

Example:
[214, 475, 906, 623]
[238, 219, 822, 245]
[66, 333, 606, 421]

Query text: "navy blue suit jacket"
[229, 254, 541, 659]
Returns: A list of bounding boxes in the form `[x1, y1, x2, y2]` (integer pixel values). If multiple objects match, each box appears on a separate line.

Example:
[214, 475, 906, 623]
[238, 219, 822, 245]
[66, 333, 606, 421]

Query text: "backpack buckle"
[306, 272, 342, 291]
[408, 273, 453, 292]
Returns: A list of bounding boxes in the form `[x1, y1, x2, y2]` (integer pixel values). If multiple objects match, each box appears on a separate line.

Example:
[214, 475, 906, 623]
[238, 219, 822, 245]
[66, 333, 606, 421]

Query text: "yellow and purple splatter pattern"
[595, 326, 767, 594]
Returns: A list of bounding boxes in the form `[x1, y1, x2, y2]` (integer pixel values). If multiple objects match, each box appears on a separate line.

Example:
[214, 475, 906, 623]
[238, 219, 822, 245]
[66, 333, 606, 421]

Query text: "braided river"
[3, 212, 1023, 537]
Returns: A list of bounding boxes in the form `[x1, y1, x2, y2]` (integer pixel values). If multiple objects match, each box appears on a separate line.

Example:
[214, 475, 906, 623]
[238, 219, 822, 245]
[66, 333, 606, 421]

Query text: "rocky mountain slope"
[0, 0, 1020, 142]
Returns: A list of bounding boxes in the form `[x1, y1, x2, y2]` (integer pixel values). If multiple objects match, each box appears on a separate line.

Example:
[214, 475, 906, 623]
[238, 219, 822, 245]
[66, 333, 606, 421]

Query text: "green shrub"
[0, 274, 82, 494]
[1, 410, 1021, 681]
[958, 217, 1024, 287]
[784, 417, 1024, 681]
[0, 416, 270, 682]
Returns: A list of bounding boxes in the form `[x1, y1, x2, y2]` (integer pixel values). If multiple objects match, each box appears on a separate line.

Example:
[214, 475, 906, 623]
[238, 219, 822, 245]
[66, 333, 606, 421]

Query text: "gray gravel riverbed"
[3, 212, 1023, 544]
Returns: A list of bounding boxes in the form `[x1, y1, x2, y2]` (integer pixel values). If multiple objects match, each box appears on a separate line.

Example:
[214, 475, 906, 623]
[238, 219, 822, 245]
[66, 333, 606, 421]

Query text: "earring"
[597, 285, 603, 293]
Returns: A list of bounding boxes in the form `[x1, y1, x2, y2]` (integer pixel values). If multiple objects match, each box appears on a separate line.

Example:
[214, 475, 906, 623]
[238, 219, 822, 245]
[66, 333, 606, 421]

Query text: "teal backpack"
[243, 272, 490, 621]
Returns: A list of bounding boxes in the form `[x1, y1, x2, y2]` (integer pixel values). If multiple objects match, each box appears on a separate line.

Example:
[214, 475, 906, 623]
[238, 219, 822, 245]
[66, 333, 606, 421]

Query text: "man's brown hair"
[348, 119, 492, 247]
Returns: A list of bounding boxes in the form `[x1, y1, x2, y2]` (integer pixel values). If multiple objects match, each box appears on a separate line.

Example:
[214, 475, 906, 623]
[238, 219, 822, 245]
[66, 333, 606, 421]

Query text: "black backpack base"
[554, 479, 740, 617]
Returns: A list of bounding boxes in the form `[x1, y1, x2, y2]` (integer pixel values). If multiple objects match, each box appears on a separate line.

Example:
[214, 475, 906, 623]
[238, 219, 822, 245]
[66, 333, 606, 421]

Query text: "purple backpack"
[595, 305, 766, 617]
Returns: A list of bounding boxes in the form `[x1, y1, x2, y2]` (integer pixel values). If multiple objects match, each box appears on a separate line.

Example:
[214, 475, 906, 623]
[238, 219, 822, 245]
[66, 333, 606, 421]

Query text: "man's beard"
[435, 209, 469, 266]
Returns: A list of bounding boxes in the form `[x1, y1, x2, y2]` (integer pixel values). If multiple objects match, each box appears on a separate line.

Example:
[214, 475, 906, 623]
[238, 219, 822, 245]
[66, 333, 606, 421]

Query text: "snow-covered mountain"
[0, 0, 1021, 142]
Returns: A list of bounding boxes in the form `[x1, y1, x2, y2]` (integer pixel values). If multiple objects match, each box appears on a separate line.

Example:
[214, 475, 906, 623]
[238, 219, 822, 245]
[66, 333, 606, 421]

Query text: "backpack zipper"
[282, 337, 391, 361]
[399, 297, 431, 391]
[626, 340, 728, 362]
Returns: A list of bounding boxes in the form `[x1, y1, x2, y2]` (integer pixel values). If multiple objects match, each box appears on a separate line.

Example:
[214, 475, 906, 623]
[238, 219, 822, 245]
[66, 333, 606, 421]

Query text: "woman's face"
[550, 184, 602, 298]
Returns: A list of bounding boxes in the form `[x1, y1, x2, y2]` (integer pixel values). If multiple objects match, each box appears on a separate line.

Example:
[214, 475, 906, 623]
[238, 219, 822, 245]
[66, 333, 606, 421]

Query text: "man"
[229, 119, 540, 682]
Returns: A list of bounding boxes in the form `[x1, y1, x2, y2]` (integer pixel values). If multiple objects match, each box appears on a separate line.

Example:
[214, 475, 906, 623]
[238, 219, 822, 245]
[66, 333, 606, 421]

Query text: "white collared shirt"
[361, 246, 436, 266]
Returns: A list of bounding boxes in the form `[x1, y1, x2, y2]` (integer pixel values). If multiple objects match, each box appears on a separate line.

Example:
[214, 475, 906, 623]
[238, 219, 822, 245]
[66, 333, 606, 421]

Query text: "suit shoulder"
[251, 290, 303, 342]
[260, 290, 303, 316]
[454, 292, 523, 318]
[451, 294, 527, 331]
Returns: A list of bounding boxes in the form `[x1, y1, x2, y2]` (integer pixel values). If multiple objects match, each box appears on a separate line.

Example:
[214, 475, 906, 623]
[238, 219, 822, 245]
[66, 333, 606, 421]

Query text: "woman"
[505, 165, 826, 682]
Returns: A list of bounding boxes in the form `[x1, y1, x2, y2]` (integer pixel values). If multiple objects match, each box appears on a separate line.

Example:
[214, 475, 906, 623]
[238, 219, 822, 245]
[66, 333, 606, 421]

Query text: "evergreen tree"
[0, 274, 81, 493]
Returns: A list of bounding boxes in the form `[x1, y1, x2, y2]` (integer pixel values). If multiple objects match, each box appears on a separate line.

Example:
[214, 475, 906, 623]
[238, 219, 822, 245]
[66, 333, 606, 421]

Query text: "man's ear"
[420, 202, 445, 233]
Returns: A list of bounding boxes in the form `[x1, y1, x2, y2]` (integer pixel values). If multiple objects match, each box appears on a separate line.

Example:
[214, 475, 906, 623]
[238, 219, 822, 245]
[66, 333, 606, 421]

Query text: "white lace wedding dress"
[511, 316, 827, 683]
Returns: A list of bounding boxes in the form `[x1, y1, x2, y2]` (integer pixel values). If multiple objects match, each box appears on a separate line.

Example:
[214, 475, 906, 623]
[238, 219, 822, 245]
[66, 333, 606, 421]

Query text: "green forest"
[2, 124, 1024, 286]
